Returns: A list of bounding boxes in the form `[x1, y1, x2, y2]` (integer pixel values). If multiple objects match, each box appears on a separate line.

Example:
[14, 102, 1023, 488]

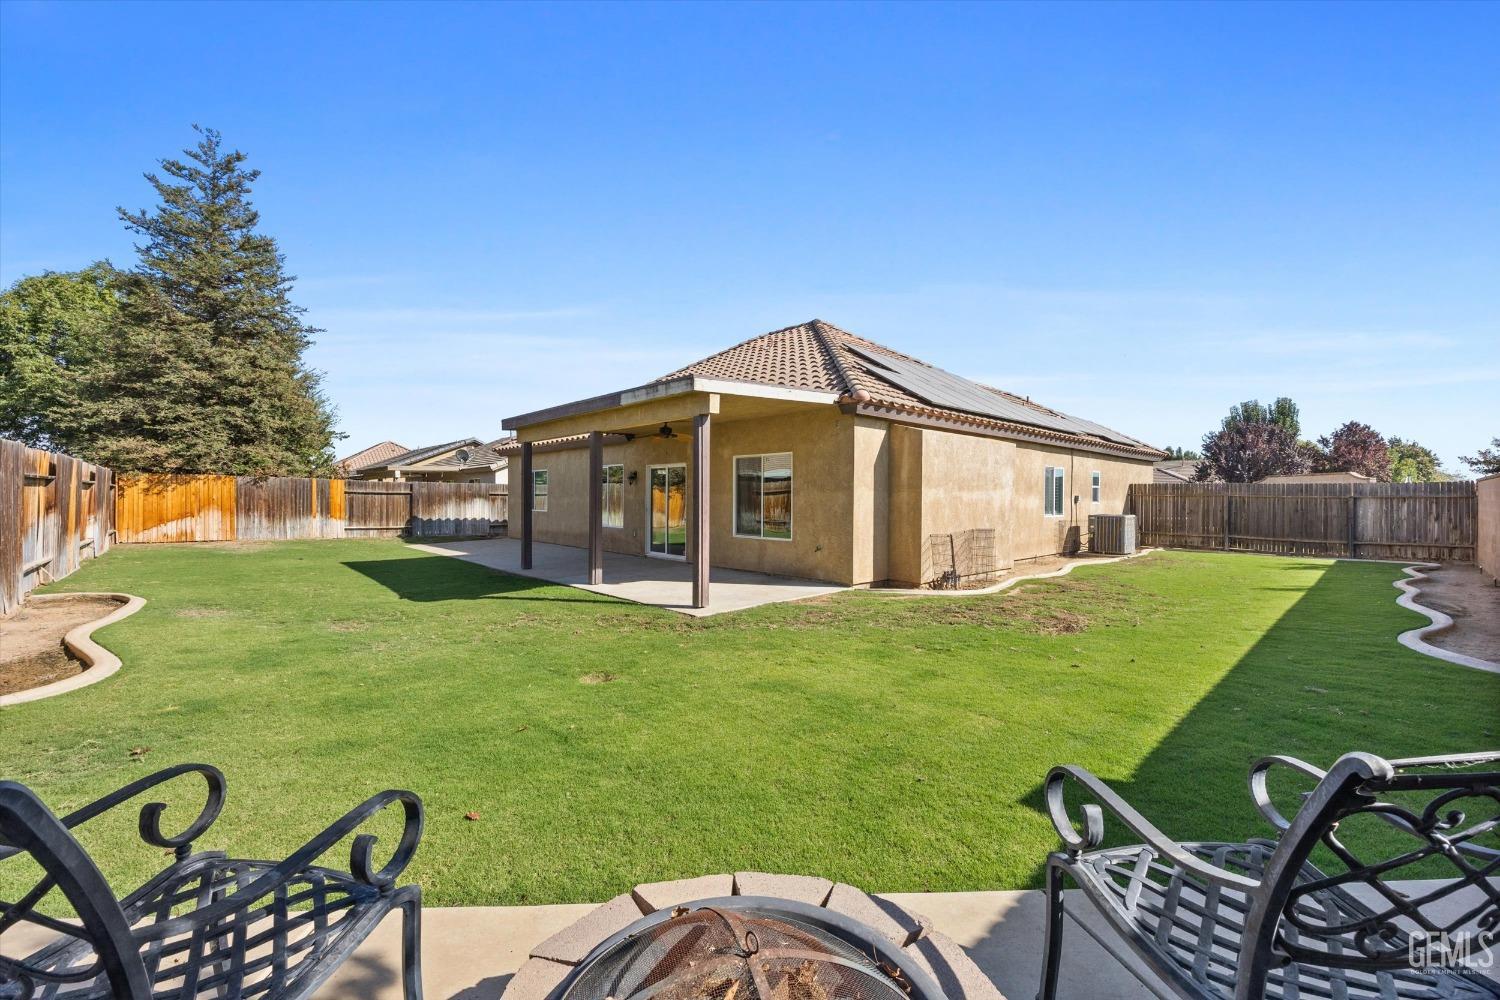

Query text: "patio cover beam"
[587, 432, 603, 585]
[520, 441, 534, 570]
[692, 412, 710, 609]
[510, 392, 717, 444]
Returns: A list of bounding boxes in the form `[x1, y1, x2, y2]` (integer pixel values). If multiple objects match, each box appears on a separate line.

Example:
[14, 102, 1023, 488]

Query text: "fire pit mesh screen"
[558, 906, 914, 1000]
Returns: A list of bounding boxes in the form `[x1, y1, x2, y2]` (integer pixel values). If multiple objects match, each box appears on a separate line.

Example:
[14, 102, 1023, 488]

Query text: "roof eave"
[502, 376, 839, 431]
[847, 400, 1165, 460]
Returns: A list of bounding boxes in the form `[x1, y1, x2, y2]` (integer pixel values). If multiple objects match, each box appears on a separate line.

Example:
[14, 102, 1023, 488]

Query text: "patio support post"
[692, 412, 711, 609]
[520, 441, 534, 570]
[587, 431, 603, 585]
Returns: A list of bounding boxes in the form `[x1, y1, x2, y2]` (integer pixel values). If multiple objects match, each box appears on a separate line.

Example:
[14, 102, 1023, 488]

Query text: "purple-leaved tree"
[1317, 422, 1390, 481]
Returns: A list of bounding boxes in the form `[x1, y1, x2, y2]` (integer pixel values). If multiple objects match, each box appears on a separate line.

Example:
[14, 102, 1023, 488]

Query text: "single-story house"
[1259, 471, 1375, 485]
[335, 440, 409, 477]
[353, 438, 511, 484]
[500, 320, 1163, 607]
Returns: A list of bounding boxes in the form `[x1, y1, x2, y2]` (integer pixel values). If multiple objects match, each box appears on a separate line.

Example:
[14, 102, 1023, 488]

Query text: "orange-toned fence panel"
[115, 475, 237, 543]
[114, 475, 506, 543]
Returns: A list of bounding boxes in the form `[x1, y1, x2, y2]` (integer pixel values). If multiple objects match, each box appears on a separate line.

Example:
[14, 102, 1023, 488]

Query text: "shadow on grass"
[992, 557, 1500, 994]
[342, 556, 611, 606]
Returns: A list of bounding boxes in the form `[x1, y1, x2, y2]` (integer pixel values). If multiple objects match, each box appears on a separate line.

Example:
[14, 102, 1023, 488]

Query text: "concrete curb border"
[871, 547, 1161, 598]
[0, 593, 146, 707]
[1392, 565, 1500, 675]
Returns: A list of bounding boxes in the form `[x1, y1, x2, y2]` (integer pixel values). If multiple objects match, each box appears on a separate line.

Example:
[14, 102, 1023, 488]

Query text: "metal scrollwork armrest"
[1248, 755, 1328, 834]
[135, 788, 423, 943]
[0, 763, 226, 866]
[1045, 765, 1260, 892]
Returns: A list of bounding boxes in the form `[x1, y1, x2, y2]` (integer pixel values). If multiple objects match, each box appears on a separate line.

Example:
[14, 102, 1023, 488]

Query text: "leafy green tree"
[93, 126, 341, 474]
[1162, 445, 1200, 460]
[0, 264, 121, 450]
[1459, 438, 1500, 477]
[1223, 397, 1300, 438]
[1385, 437, 1445, 482]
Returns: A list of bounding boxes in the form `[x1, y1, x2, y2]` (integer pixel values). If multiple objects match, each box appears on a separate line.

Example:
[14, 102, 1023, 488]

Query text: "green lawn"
[5, 542, 1495, 907]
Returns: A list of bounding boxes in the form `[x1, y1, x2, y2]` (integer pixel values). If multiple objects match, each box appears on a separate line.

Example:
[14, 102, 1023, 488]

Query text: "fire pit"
[507, 873, 1005, 1000]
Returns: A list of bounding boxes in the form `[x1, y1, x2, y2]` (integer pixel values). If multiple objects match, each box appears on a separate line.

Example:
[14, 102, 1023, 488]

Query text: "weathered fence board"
[115, 474, 506, 543]
[1, 439, 114, 616]
[115, 475, 237, 544]
[1128, 481, 1476, 562]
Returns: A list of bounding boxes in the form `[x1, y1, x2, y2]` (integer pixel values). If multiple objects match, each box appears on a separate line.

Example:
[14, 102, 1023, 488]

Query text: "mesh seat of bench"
[1072, 840, 1500, 1000]
[9, 854, 388, 1000]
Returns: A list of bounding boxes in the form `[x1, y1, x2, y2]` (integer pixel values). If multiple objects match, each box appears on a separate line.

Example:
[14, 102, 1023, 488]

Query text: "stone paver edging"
[871, 547, 1160, 598]
[1393, 564, 1500, 675]
[508, 871, 1006, 1000]
[0, 593, 146, 707]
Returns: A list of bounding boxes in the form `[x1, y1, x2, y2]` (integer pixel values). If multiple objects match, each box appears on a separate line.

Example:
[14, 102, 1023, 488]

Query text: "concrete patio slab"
[411, 537, 846, 616]
[308, 888, 1171, 1000]
[6, 881, 1491, 999]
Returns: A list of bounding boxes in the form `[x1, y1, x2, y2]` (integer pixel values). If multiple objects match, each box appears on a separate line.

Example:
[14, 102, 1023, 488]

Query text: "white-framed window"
[1091, 471, 1101, 503]
[601, 464, 624, 527]
[734, 452, 793, 540]
[1044, 466, 1065, 517]
[532, 469, 549, 512]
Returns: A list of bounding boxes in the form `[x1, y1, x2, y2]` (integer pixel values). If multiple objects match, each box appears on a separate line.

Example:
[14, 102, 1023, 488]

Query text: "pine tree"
[95, 126, 340, 474]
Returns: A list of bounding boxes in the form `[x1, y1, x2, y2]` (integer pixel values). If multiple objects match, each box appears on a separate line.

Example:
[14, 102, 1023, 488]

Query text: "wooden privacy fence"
[115, 476, 508, 544]
[1127, 481, 1476, 562]
[0, 439, 114, 616]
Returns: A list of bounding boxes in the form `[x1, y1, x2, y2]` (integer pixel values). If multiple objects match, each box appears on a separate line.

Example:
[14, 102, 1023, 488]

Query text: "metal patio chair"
[0, 763, 424, 1000]
[1041, 751, 1500, 1000]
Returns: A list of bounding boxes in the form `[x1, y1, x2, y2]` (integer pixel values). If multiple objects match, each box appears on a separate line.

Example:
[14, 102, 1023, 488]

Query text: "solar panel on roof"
[844, 345, 1143, 447]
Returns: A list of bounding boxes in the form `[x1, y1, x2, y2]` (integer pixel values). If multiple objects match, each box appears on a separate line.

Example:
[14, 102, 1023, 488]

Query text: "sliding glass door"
[647, 464, 687, 558]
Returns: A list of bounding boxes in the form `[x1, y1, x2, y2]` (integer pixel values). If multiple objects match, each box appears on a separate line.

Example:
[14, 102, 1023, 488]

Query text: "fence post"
[1223, 490, 1231, 550]
[1347, 486, 1357, 559]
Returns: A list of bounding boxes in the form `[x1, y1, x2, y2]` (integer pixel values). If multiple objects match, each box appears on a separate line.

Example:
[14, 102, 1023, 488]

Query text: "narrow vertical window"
[532, 469, 549, 512]
[601, 464, 624, 527]
[1091, 471, 1101, 503]
[1044, 466, 1065, 516]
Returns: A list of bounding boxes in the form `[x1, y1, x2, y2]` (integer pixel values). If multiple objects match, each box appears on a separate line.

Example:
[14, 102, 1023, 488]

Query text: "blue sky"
[3, 1, 1496, 468]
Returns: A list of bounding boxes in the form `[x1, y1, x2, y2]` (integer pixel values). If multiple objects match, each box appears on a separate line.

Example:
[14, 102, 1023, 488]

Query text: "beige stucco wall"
[1007, 443, 1151, 563]
[886, 427, 1153, 585]
[522, 405, 1154, 588]
[1479, 474, 1500, 583]
[525, 407, 862, 584]
[887, 424, 1016, 586]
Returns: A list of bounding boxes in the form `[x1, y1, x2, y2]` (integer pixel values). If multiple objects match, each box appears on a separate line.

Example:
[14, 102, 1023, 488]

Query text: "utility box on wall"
[1089, 514, 1137, 555]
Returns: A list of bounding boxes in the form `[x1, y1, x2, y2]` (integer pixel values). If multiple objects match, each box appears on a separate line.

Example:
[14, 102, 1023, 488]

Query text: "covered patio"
[413, 537, 846, 616]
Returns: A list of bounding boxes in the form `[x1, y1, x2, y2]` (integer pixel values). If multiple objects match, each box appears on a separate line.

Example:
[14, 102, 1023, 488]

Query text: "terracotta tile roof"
[659, 319, 1163, 459]
[334, 440, 409, 475]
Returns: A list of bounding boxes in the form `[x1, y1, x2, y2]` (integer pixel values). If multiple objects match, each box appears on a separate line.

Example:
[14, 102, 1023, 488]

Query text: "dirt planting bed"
[0, 595, 125, 696]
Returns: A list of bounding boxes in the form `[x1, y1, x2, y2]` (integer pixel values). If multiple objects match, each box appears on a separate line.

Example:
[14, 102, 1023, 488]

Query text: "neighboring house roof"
[1153, 458, 1200, 482]
[658, 319, 1162, 459]
[382, 438, 482, 468]
[1260, 471, 1375, 484]
[420, 441, 510, 471]
[1154, 466, 1194, 483]
[335, 440, 408, 475]
[358, 437, 511, 476]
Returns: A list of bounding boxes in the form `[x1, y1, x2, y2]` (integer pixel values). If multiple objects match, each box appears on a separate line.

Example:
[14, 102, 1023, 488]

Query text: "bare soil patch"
[0, 595, 124, 696]
[1411, 565, 1500, 662]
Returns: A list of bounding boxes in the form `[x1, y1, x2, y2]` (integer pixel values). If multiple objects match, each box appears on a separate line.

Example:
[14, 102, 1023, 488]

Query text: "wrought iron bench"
[0, 763, 423, 1000]
[1041, 750, 1500, 1000]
